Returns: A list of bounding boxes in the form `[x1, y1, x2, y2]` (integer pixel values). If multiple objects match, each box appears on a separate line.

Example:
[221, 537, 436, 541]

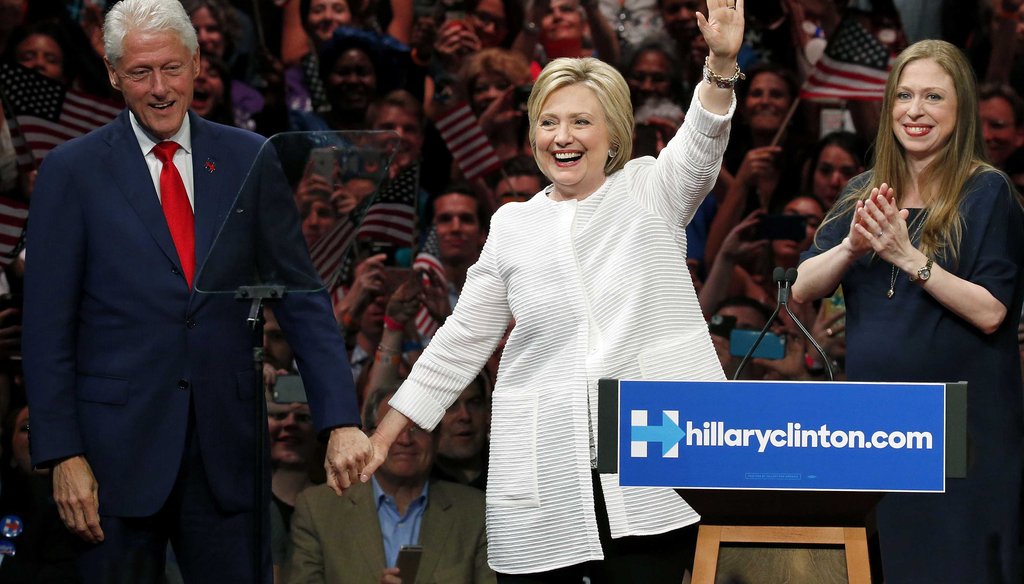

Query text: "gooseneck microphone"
[732, 268, 835, 381]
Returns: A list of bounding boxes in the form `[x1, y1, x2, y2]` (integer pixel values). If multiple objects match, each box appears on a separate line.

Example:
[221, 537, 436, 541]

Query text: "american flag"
[308, 215, 356, 290]
[432, 103, 502, 181]
[0, 62, 121, 171]
[356, 164, 418, 247]
[309, 164, 419, 288]
[800, 16, 892, 102]
[0, 196, 28, 266]
[412, 226, 446, 339]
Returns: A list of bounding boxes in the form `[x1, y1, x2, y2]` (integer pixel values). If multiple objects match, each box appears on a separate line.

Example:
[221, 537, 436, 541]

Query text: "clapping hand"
[851, 183, 912, 264]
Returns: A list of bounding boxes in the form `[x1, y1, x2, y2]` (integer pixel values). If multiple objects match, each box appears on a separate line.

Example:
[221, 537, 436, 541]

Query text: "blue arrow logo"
[632, 412, 686, 457]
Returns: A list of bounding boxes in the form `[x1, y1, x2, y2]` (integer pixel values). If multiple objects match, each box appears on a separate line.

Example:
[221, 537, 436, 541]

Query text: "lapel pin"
[204, 157, 217, 173]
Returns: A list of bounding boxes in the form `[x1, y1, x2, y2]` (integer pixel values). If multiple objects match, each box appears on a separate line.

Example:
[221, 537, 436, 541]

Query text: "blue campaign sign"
[617, 380, 946, 492]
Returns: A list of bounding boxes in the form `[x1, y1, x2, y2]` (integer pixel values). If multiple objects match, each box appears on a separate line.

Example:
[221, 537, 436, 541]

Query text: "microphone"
[732, 268, 835, 381]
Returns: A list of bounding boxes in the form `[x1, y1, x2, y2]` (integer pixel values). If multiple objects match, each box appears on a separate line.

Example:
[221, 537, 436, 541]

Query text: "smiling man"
[22, 0, 371, 582]
[431, 185, 489, 306]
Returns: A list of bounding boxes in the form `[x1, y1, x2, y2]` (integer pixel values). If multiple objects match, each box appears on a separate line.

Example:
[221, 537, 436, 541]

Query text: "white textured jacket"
[390, 90, 733, 574]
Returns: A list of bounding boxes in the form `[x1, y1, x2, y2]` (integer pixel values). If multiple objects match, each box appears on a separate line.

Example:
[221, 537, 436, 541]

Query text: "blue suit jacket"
[23, 111, 359, 517]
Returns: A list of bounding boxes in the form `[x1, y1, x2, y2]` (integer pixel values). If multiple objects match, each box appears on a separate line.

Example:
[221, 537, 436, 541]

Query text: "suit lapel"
[416, 481, 456, 582]
[106, 111, 183, 274]
[189, 113, 236, 282]
[348, 484, 389, 579]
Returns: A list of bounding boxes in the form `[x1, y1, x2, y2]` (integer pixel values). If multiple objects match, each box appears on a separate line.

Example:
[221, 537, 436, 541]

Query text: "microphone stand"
[780, 268, 835, 382]
[732, 268, 835, 381]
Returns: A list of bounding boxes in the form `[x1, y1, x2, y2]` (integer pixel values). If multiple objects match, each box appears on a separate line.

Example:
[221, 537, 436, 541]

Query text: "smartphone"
[396, 545, 423, 582]
[440, 0, 466, 21]
[729, 329, 786, 360]
[513, 84, 533, 113]
[634, 123, 659, 158]
[272, 374, 308, 404]
[360, 241, 413, 268]
[707, 314, 737, 339]
[752, 214, 806, 242]
[308, 147, 337, 179]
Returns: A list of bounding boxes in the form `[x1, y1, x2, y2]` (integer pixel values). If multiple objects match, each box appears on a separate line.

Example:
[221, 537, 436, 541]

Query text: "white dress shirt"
[129, 112, 195, 210]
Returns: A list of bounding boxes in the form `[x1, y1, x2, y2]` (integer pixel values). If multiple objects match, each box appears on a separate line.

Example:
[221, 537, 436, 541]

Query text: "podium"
[597, 379, 967, 583]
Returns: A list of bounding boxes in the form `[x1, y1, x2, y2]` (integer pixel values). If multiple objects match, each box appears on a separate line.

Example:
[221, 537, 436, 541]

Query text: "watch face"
[919, 268, 931, 281]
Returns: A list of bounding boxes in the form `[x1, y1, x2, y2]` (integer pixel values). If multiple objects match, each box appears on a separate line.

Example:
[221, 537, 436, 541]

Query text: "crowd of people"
[0, 0, 1023, 582]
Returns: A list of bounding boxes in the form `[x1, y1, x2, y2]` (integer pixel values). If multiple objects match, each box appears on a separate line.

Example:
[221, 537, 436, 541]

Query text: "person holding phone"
[352, 3, 744, 581]
[288, 387, 494, 583]
[794, 40, 1024, 583]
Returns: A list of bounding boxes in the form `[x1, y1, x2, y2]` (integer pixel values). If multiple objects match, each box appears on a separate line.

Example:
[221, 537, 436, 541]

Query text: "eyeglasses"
[118, 63, 190, 85]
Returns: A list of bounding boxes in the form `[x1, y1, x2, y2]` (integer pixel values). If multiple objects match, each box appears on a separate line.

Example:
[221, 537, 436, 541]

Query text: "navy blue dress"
[802, 171, 1024, 584]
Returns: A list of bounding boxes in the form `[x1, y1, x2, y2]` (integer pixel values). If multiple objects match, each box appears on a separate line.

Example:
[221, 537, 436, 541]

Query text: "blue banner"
[617, 380, 946, 492]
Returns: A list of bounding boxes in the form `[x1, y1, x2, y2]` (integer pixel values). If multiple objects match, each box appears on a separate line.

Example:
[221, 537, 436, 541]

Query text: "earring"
[608, 148, 617, 158]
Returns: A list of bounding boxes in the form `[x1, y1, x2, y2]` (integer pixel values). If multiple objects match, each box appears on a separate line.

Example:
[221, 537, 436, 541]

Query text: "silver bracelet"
[702, 57, 745, 89]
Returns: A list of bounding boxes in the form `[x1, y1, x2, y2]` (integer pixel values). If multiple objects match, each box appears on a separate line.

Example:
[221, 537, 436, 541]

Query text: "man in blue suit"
[21, 0, 373, 581]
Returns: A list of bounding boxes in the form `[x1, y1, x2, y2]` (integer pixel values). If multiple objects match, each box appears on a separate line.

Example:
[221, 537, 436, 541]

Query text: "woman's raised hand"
[697, 0, 745, 61]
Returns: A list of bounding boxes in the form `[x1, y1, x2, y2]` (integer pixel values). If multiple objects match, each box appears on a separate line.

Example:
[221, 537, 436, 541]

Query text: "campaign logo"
[630, 410, 684, 458]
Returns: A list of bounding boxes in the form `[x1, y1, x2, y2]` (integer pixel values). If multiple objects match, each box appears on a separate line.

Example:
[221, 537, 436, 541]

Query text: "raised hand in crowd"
[335, 253, 389, 327]
[434, 18, 482, 71]
[418, 267, 452, 327]
[699, 211, 769, 314]
[810, 299, 846, 364]
[477, 85, 521, 135]
[753, 327, 809, 381]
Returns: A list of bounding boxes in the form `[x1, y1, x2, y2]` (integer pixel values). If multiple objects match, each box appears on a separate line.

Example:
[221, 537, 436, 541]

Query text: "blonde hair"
[820, 40, 992, 265]
[527, 57, 633, 176]
[461, 48, 531, 98]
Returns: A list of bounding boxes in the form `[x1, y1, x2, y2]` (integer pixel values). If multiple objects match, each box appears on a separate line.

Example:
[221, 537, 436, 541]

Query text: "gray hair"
[104, 0, 199, 66]
[362, 385, 400, 429]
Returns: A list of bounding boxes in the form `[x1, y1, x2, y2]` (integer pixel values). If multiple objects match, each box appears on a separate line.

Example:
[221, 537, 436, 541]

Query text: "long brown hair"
[819, 40, 992, 266]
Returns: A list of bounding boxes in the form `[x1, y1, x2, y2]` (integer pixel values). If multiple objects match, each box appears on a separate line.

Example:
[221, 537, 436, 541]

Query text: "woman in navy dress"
[794, 40, 1024, 584]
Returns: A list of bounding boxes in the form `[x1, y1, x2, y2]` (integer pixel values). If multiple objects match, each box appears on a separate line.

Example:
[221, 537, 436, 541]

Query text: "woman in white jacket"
[349, 1, 745, 581]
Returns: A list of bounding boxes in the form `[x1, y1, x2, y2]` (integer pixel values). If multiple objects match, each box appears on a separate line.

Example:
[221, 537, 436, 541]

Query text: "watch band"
[909, 258, 934, 282]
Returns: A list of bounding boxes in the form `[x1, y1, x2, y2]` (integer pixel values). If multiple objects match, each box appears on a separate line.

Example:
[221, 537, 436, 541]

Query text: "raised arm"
[696, 0, 745, 115]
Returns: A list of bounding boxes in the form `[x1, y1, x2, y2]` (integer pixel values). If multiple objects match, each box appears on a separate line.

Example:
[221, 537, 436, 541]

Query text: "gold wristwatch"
[909, 258, 933, 283]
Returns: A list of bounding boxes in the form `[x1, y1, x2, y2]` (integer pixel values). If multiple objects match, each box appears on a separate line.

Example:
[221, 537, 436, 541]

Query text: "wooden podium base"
[692, 525, 871, 584]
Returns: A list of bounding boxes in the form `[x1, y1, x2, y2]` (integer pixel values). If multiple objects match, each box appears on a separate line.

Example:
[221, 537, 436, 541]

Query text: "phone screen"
[272, 374, 307, 403]
[752, 214, 806, 242]
[396, 545, 423, 582]
[729, 329, 786, 360]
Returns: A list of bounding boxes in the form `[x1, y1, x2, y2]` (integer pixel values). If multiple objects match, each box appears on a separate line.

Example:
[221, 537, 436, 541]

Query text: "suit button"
[186, 318, 197, 329]
[178, 379, 190, 390]
[171, 266, 180, 275]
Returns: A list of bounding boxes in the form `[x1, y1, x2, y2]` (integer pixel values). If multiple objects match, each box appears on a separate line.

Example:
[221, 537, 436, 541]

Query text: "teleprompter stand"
[195, 132, 398, 581]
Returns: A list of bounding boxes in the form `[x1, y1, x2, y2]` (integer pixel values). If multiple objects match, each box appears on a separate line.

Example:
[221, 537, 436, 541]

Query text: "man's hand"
[324, 427, 374, 496]
[53, 455, 104, 543]
[379, 567, 402, 584]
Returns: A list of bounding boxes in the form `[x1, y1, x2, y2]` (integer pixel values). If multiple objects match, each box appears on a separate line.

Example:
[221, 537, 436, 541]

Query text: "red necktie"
[152, 141, 195, 289]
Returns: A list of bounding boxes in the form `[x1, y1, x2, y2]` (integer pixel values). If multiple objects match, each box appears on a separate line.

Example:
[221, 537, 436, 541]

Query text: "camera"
[513, 84, 533, 113]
